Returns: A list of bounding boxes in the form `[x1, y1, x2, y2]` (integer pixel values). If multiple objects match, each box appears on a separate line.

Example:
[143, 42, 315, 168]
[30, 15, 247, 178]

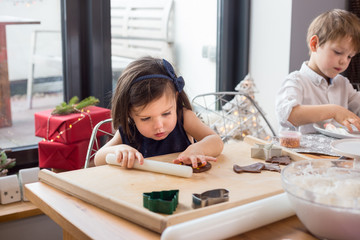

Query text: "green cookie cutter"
[143, 189, 179, 214]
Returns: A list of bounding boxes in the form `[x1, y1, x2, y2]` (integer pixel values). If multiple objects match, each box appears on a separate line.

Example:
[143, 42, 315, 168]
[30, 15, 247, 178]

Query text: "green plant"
[0, 150, 16, 177]
[51, 96, 100, 115]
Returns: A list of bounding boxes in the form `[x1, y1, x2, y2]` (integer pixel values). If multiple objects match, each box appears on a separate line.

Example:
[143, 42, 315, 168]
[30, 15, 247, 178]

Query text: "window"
[1, 0, 248, 173]
[110, 0, 219, 98]
[0, 0, 63, 150]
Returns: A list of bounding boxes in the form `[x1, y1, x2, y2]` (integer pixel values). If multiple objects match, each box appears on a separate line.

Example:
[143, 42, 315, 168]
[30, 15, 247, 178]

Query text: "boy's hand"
[334, 106, 360, 132]
[341, 118, 360, 133]
[114, 145, 144, 168]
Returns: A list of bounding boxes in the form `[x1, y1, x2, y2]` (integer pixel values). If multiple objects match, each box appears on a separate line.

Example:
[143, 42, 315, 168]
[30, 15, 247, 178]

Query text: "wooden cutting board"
[38, 136, 310, 233]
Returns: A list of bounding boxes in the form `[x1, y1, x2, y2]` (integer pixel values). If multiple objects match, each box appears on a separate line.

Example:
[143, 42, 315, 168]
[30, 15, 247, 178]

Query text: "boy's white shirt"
[275, 61, 360, 134]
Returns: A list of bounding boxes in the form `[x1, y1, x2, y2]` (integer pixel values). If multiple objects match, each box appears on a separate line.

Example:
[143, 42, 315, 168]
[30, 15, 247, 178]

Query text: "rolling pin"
[106, 153, 193, 178]
[161, 193, 295, 240]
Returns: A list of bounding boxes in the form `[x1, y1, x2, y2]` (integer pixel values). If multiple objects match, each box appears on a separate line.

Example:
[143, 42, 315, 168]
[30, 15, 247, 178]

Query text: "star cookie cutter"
[251, 143, 282, 160]
[143, 189, 179, 214]
[192, 188, 229, 209]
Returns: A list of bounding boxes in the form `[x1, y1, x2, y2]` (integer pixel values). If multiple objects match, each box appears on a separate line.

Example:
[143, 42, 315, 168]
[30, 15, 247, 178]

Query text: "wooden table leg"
[63, 229, 77, 240]
[0, 24, 12, 128]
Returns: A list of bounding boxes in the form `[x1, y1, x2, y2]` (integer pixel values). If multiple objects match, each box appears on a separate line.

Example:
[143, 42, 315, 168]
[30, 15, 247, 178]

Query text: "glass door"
[0, 0, 63, 149]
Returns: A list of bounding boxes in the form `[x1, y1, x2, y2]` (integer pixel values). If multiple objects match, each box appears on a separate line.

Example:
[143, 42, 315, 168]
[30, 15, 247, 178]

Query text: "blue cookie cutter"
[143, 189, 179, 214]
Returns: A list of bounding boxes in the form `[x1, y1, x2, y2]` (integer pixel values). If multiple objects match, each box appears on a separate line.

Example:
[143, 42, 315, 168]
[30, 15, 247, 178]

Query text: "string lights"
[42, 108, 94, 142]
[193, 75, 272, 142]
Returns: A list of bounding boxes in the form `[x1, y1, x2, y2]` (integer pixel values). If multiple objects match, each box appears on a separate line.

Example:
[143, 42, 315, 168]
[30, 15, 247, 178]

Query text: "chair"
[27, 30, 63, 109]
[352, 82, 360, 91]
[192, 91, 276, 142]
[84, 118, 114, 168]
[110, 0, 174, 73]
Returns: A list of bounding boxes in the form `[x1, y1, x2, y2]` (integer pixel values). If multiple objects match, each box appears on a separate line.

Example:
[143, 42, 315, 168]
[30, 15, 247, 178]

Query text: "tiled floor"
[0, 93, 63, 149]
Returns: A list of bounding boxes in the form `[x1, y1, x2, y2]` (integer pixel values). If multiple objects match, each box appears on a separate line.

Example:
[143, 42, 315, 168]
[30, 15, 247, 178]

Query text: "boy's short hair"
[307, 9, 360, 54]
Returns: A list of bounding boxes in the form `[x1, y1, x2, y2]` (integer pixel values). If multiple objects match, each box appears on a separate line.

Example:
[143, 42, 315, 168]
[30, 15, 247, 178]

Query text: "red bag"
[35, 106, 111, 144]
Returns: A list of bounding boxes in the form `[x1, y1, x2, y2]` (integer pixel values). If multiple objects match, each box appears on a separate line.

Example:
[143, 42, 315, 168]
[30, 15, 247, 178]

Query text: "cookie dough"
[233, 162, 265, 173]
[192, 162, 212, 173]
[266, 155, 291, 165]
[264, 163, 281, 172]
[233, 162, 282, 173]
[181, 162, 212, 173]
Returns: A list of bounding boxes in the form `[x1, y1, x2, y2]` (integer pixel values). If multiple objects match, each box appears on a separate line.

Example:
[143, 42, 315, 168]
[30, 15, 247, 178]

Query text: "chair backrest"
[27, 30, 63, 108]
[111, 0, 173, 41]
[84, 118, 114, 168]
[110, 0, 174, 63]
[352, 83, 360, 91]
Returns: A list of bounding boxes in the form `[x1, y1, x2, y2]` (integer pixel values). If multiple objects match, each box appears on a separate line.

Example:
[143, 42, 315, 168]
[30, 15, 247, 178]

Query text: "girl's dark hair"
[111, 56, 192, 141]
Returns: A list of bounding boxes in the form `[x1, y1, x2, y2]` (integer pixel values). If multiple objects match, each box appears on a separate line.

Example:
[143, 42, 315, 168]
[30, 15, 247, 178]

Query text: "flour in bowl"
[291, 167, 360, 209]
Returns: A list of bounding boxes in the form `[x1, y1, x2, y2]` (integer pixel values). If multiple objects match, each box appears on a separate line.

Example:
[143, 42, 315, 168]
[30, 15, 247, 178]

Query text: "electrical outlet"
[201, 45, 216, 62]
[19, 167, 40, 201]
[0, 175, 21, 204]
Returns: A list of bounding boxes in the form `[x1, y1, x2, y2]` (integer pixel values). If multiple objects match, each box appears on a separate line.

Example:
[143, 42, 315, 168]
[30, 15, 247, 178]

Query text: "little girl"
[94, 57, 224, 169]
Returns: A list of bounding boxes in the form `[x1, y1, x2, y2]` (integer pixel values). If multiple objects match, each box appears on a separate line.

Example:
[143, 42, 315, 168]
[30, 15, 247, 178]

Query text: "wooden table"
[0, 16, 40, 128]
[25, 181, 319, 240]
[24, 140, 336, 240]
[0, 201, 42, 223]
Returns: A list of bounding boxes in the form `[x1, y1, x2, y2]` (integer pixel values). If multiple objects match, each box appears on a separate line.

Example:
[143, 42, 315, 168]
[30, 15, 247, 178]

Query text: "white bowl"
[281, 159, 360, 240]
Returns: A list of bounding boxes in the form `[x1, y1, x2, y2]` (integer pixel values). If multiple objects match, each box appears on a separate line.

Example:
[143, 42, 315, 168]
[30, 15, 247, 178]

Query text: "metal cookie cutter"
[192, 188, 229, 209]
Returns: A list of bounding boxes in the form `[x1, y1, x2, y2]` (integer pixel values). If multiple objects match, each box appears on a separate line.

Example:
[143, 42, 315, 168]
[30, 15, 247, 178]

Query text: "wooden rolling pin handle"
[105, 153, 193, 178]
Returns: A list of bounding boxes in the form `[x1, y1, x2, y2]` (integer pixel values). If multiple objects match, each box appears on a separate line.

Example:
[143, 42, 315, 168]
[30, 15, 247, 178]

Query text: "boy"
[276, 9, 360, 134]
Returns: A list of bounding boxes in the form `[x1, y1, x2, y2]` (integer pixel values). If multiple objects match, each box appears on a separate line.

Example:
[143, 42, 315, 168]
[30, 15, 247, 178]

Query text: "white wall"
[289, 0, 347, 72]
[173, 0, 218, 100]
[249, 0, 292, 134]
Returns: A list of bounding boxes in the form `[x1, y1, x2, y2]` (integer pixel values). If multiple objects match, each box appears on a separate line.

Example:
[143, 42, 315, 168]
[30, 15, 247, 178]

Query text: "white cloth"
[275, 61, 360, 134]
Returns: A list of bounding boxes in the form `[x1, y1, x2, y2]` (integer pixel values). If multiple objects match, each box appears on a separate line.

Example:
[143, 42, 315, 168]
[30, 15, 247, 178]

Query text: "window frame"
[217, 0, 250, 91]
[61, 0, 112, 107]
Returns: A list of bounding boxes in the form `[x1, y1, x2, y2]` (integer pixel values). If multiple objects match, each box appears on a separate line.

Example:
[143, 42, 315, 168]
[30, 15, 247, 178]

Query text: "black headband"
[132, 59, 185, 92]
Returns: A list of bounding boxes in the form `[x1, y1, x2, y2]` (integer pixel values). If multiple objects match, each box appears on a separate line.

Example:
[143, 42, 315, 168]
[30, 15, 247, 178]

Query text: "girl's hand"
[114, 145, 144, 168]
[173, 149, 217, 168]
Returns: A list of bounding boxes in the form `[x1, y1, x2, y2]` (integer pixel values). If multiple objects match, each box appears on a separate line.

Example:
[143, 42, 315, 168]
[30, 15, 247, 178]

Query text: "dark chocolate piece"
[184, 162, 212, 173]
[233, 162, 265, 173]
[266, 155, 291, 165]
[193, 162, 212, 173]
[263, 163, 281, 173]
